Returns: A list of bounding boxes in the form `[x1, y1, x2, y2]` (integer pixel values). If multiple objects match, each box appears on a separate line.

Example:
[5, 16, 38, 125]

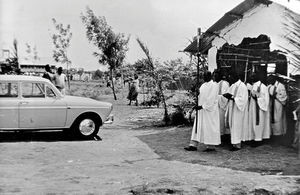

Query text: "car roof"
[0, 75, 50, 83]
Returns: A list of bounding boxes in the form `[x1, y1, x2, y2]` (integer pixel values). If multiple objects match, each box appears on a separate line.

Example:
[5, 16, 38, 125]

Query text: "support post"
[195, 28, 201, 133]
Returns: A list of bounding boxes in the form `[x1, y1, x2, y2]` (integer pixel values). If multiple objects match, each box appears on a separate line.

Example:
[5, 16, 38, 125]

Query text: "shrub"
[104, 88, 112, 95]
[170, 105, 187, 125]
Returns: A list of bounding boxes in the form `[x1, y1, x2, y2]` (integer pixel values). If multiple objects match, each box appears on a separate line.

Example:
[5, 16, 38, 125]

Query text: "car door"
[0, 81, 19, 129]
[19, 81, 67, 129]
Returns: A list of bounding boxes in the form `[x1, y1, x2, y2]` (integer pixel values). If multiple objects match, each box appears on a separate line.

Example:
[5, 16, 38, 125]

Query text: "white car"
[0, 75, 113, 139]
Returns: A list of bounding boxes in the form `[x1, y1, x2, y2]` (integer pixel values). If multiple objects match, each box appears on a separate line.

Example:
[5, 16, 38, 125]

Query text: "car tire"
[71, 115, 100, 139]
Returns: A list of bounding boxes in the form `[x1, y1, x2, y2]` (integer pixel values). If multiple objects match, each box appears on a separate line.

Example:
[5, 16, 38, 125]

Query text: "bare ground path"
[0, 98, 299, 194]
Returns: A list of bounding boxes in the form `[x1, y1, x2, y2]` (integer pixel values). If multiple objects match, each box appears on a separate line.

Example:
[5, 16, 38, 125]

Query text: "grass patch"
[138, 127, 300, 175]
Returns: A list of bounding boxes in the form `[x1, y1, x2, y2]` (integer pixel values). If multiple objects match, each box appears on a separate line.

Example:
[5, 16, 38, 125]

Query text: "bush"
[167, 92, 194, 126]
[140, 91, 161, 107]
[170, 105, 187, 125]
[104, 88, 112, 95]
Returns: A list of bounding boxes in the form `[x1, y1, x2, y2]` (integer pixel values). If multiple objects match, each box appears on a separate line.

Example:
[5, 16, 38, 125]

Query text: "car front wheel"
[72, 115, 100, 139]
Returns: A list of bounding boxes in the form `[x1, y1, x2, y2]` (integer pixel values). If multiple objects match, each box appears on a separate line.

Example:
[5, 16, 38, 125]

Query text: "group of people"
[185, 70, 288, 152]
[43, 64, 67, 95]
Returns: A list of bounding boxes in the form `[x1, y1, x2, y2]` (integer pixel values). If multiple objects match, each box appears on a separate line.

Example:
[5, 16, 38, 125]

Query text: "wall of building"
[208, 3, 299, 74]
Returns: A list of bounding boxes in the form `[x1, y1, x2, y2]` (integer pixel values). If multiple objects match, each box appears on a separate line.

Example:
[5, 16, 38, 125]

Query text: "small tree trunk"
[158, 80, 169, 124]
[110, 69, 117, 100]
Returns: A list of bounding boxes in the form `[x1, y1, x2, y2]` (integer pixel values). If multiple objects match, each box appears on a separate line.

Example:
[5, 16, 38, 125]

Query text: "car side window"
[22, 82, 45, 98]
[0, 82, 18, 97]
[46, 86, 56, 98]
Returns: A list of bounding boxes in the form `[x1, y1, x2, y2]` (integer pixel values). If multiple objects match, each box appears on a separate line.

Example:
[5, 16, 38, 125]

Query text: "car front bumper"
[104, 114, 114, 124]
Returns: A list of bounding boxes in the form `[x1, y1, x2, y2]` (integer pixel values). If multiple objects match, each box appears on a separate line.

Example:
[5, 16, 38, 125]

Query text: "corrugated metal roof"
[184, 0, 272, 54]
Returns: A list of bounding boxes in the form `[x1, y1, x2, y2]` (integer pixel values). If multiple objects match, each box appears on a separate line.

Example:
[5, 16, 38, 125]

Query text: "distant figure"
[53, 67, 67, 95]
[42, 64, 54, 82]
[15, 68, 22, 75]
[184, 71, 220, 152]
[107, 78, 111, 88]
[127, 74, 139, 106]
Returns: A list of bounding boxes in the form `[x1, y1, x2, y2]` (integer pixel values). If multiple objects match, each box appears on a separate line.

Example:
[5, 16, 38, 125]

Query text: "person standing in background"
[223, 73, 248, 151]
[127, 73, 139, 106]
[217, 72, 230, 137]
[42, 64, 54, 82]
[268, 76, 287, 137]
[53, 67, 67, 96]
[241, 76, 253, 142]
[249, 74, 270, 143]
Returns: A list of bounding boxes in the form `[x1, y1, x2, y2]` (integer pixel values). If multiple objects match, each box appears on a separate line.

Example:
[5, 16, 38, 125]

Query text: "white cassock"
[191, 80, 220, 145]
[249, 81, 270, 141]
[218, 80, 230, 135]
[227, 80, 248, 145]
[242, 83, 252, 141]
[268, 81, 287, 135]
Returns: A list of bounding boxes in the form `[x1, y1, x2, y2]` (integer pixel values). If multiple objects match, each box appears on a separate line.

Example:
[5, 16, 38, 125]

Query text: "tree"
[93, 69, 104, 80]
[281, 12, 300, 73]
[77, 68, 84, 80]
[6, 38, 19, 72]
[51, 18, 72, 87]
[25, 43, 40, 63]
[81, 7, 130, 100]
[136, 38, 170, 124]
[163, 58, 195, 90]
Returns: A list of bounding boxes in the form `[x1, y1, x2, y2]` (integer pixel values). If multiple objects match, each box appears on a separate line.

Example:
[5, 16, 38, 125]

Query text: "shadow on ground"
[0, 131, 98, 142]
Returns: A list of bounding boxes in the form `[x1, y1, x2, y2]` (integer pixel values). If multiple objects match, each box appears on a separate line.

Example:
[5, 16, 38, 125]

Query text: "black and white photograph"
[0, 0, 300, 194]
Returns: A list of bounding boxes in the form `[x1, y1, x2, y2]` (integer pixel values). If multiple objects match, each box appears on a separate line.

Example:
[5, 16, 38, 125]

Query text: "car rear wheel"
[72, 115, 100, 139]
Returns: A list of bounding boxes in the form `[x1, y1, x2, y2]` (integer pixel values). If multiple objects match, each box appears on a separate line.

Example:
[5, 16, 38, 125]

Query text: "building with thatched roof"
[184, 0, 300, 78]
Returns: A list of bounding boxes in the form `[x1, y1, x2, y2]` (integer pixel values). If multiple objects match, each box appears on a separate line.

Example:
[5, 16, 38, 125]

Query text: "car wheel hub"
[79, 119, 96, 136]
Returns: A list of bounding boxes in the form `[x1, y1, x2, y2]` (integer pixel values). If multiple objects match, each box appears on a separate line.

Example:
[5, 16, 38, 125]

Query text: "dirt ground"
[0, 82, 299, 194]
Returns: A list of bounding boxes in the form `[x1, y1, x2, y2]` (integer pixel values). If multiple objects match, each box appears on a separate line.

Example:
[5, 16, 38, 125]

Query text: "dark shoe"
[184, 146, 197, 151]
[203, 148, 216, 152]
[230, 147, 241, 151]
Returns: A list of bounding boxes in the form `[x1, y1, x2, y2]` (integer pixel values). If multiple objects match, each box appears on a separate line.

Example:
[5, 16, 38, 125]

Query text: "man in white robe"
[184, 71, 220, 152]
[218, 76, 230, 135]
[223, 74, 248, 151]
[249, 75, 270, 142]
[268, 77, 287, 136]
[242, 81, 253, 142]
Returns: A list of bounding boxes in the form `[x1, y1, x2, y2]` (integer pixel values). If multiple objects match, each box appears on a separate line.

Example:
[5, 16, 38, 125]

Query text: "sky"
[0, 0, 300, 71]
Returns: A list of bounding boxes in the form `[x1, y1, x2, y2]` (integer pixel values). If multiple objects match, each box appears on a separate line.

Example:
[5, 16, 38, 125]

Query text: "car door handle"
[20, 101, 29, 105]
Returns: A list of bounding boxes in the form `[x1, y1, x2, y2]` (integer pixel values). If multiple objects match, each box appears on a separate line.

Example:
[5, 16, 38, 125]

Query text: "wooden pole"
[244, 50, 250, 83]
[195, 28, 201, 134]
